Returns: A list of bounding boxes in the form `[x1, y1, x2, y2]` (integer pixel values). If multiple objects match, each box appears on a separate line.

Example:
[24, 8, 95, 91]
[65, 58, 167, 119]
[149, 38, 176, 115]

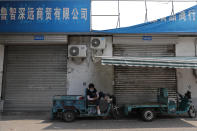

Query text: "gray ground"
[1, 112, 197, 131]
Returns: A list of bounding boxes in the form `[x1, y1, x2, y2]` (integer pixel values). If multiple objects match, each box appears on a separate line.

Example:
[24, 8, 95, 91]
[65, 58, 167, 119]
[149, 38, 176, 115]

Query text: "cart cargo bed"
[124, 102, 167, 115]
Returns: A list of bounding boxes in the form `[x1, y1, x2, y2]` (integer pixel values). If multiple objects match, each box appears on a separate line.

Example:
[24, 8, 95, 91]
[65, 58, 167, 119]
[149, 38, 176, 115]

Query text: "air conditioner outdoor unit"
[91, 37, 106, 50]
[68, 45, 87, 57]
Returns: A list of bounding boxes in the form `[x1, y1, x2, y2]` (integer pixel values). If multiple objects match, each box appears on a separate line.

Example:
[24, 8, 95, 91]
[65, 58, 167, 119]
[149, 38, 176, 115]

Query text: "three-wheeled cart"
[51, 90, 119, 122]
[124, 88, 196, 121]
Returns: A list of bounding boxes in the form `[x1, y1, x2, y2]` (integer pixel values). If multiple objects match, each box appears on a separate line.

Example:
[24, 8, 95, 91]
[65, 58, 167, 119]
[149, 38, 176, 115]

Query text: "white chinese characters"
[159, 9, 196, 22]
[0, 7, 88, 21]
[169, 15, 176, 21]
[179, 11, 186, 21]
[81, 8, 87, 21]
[188, 10, 196, 21]
[72, 8, 79, 20]
[10, 8, 16, 20]
[54, 8, 61, 20]
[1, 7, 7, 20]
[63, 8, 69, 20]
[18, 8, 25, 20]
[37, 8, 43, 20]
[45, 8, 52, 20]
[27, 8, 34, 20]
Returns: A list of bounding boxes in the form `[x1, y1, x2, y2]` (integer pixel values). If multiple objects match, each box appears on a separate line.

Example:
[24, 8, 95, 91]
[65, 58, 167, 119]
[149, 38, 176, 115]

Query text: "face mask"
[90, 89, 94, 92]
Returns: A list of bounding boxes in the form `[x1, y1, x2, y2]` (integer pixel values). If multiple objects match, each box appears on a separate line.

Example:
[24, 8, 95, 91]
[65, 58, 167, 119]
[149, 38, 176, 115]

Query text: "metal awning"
[101, 57, 197, 69]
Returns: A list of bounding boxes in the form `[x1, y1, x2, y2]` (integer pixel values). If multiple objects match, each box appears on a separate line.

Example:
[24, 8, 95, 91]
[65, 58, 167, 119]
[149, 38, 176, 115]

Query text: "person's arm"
[87, 95, 94, 101]
[96, 92, 99, 99]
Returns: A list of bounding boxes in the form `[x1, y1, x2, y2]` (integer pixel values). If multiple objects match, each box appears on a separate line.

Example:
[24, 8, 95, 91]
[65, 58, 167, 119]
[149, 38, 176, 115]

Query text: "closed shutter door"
[115, 67, 177, 105]
[113, 44, 175, 57]
[4, 45, 67, 111]
[113, 44, 177, 105]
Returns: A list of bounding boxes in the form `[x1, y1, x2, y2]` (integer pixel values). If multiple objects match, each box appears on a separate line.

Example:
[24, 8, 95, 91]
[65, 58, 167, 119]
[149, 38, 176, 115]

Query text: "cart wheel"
[62, 111, 76, 122]
[188, 106, 196, 118]
[141, 109, 155, 122]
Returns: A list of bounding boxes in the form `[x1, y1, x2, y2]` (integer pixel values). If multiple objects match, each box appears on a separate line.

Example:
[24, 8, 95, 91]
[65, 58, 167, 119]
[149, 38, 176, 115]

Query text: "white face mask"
[90, 88, 94, 92]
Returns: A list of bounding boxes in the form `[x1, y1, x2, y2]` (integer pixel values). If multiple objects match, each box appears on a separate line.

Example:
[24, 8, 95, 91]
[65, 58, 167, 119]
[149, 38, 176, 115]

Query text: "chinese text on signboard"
[0, 0, 90, 32]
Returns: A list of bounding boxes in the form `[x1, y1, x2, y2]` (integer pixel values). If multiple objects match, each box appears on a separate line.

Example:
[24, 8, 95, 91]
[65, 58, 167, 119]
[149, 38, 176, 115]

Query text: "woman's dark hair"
[89, 83, 95, 88]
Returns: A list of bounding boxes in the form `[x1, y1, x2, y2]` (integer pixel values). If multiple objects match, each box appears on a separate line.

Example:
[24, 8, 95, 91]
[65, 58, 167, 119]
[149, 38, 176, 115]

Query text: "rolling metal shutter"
[3, 45, 67, 111]
[113, 44, 175, 57]
[113, 44, 177, 105]
[114, 67, 177, 105]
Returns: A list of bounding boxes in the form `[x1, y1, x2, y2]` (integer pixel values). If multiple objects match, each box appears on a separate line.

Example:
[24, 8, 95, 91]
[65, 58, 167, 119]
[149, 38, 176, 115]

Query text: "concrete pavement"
[0, 113, 197, 131]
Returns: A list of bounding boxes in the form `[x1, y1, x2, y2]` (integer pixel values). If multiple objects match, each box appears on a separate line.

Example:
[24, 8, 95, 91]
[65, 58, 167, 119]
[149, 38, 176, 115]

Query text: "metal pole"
[144, 0, 148, 22]
[116, 0, 120, 28]
[171, 0, 175, 15]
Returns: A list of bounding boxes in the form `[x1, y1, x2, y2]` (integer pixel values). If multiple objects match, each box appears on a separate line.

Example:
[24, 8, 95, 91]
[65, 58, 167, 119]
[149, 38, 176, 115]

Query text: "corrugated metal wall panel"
[114, 67, 177, 105]
[0, 35, 68, 45]
[4, 45, 67, 111]
[113, 44, 177, 105]
[113, 44, 175, 57]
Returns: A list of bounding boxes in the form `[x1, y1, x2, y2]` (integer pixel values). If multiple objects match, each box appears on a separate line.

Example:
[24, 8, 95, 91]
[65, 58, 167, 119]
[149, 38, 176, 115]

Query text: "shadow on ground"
[43, 116, 197, 130]
[0, 112, 197, 130]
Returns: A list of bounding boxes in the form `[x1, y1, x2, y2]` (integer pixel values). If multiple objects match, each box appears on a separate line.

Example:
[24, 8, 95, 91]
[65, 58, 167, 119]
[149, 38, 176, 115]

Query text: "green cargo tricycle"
[51, 90, 119, 122]
[124, 88, 196, 121]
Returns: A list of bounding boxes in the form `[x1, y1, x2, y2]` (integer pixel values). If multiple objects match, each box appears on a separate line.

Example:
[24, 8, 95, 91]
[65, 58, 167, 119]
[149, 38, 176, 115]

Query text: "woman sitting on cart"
[86, 83, 101, 115]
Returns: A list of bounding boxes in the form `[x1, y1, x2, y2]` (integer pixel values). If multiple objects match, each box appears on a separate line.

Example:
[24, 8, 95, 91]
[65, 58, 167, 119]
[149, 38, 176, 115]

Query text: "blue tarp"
[93, 5, 197, 34]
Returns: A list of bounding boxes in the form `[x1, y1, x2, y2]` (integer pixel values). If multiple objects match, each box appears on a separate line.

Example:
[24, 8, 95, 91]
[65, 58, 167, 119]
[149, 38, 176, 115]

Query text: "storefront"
[1, 1, 197, 112]
[95, 5, 197, 107]
[3, 42, 68, 111]
[0, 0, 91, 111]
[113, 42, 177, 105]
